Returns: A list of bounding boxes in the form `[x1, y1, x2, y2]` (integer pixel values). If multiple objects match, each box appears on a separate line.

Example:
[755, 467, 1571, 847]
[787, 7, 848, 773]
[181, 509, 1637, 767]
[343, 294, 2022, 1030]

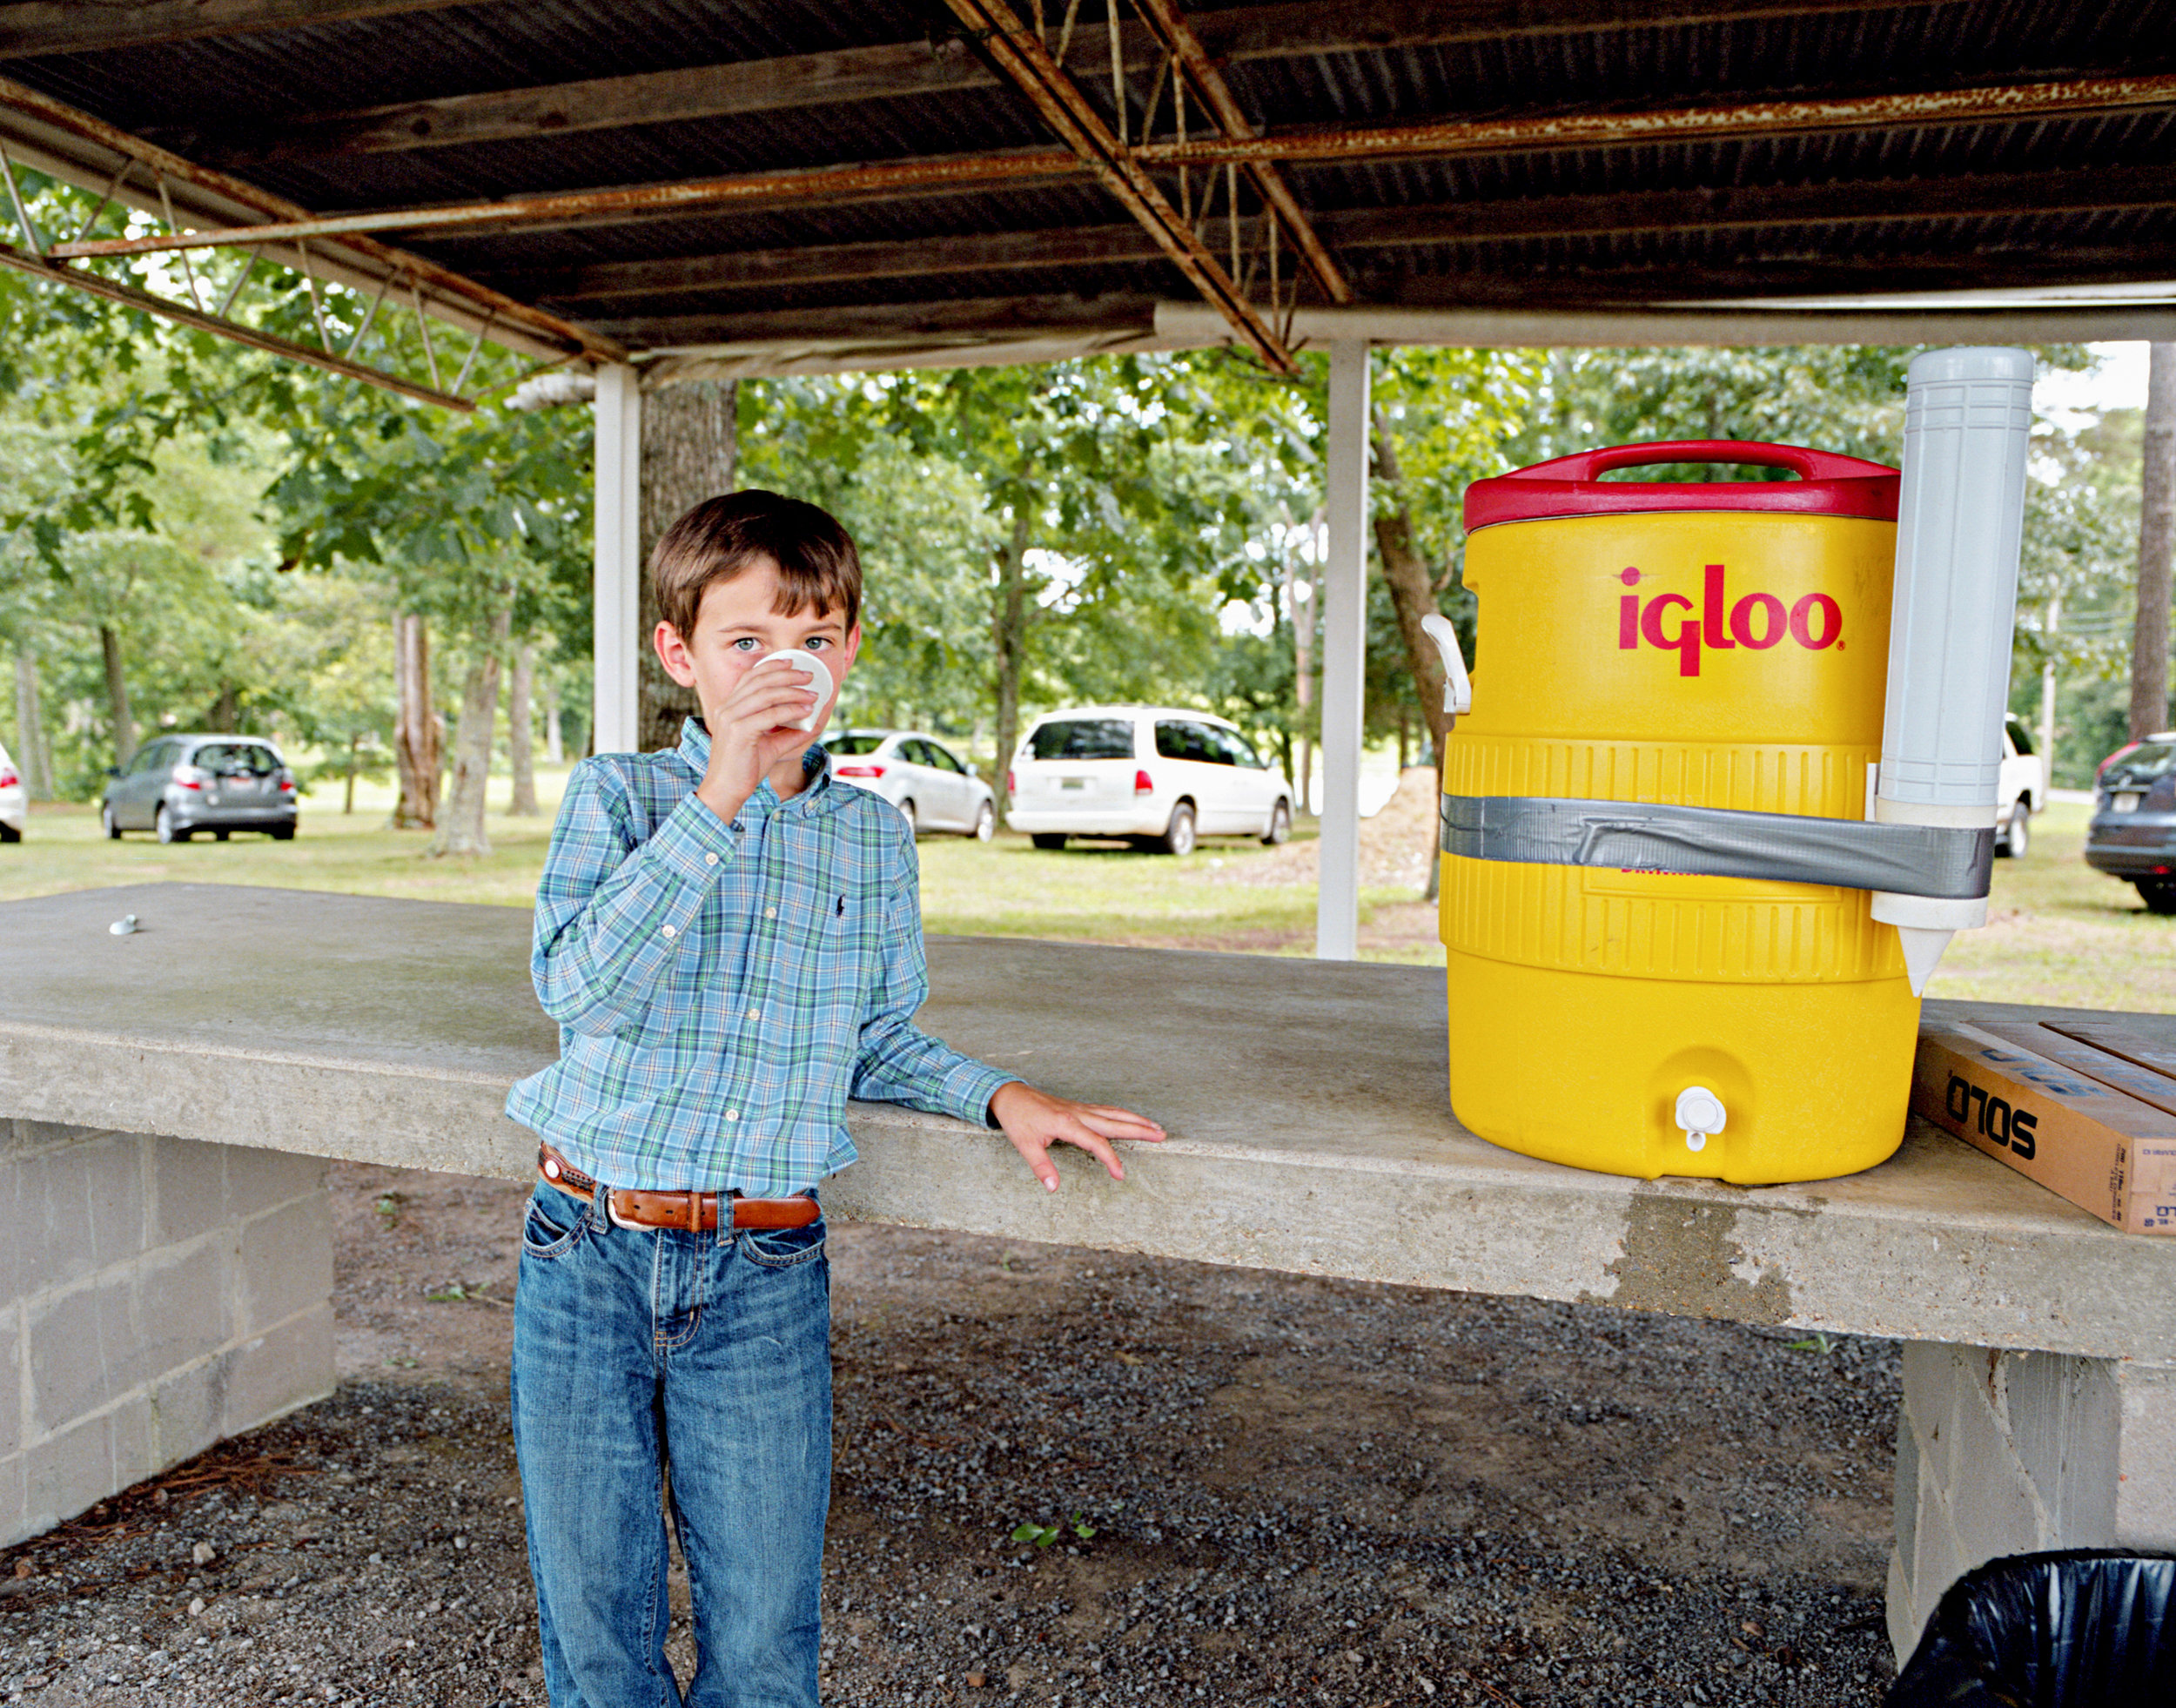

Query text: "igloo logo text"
[1615, 564, 1843, 677]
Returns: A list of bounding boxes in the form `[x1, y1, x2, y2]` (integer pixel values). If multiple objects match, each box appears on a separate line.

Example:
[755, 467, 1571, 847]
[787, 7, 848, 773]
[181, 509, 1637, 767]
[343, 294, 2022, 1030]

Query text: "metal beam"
[61, 71, 2176, 266]
[496, 163, 2176, 302]
[1136, 71, 2176, 169]
[586, 293, 1162, 349]
[503, 225, 1170, 303]
[50, 146, 1083, 259]
[1317, 340, 1369, 962]
[1316, 162, 2176, 250]
[165, 1, 1947, 164]
[0, 0, 471, 58]
[0, 71, 609, 362]
[0, 235, 473, 408]
[912, 1, 1291, 373]
[1133, 0, 1352, 305]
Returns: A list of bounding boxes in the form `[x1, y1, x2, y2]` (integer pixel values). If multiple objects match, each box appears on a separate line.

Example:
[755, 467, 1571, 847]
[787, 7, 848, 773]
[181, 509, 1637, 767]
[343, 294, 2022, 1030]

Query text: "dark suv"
[101, 735, 299, 843]
[2085, 733, 2176, 914]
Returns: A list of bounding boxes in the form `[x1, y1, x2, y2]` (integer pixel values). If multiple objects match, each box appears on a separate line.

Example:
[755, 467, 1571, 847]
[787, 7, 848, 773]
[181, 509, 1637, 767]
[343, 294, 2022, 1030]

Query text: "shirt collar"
[676, 717, 834, 817]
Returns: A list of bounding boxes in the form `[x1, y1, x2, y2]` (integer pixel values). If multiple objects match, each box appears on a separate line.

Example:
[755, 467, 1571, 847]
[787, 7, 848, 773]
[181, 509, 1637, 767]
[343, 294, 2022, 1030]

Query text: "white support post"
[1317, 340, 1370, 960]
[593, 362, 641, 756]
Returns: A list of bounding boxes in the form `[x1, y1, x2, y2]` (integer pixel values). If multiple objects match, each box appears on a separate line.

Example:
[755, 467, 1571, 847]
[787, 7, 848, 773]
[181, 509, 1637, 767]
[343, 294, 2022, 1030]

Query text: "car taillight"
[171, 764, 206, 790]
[2099, 742, 2142, 779]
[836, 763, 886, 778]
[278, 776, 296, 793]
[0, 765, 17, 790]
[1134, 769, 1154, 796]
[1006, 770, 1016, 795]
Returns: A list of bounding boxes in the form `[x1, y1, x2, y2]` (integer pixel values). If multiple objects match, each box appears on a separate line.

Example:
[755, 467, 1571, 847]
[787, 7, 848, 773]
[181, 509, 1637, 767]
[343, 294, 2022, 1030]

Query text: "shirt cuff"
[957, 1065, 1018, 1131]
[643, 791, 737, 886]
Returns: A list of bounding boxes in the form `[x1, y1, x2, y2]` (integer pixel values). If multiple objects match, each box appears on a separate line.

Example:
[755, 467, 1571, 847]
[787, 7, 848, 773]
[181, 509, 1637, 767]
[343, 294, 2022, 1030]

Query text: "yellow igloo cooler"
[1440, 440, 1915, 1184]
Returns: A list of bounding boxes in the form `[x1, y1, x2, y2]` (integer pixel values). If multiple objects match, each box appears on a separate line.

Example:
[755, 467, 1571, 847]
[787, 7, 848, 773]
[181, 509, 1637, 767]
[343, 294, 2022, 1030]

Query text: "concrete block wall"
[1, 1120, 335, 1549]
[1887, 1339, 2176, 1664]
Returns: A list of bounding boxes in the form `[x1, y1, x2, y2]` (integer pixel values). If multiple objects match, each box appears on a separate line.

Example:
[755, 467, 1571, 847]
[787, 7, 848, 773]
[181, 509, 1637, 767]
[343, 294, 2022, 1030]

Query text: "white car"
[827, 730, 996, 840]
[0, 739, 23, 842]
[1998, 713, 2045, 859]
[1005, 706, 1294, 856]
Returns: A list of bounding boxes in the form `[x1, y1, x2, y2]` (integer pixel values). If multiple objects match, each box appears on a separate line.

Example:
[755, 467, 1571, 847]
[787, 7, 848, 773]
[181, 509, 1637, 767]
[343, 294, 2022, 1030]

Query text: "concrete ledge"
[4, 884, 2176, 1365]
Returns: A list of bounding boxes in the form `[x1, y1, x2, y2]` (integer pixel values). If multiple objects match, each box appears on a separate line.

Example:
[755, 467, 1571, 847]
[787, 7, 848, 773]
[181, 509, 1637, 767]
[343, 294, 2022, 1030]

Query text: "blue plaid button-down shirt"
[505, 718, 1013, 1194]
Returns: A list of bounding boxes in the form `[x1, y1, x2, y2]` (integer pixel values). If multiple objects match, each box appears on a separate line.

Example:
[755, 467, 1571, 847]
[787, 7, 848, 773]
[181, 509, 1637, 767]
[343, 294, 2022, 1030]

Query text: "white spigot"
[1675, 1086, 1727, 1153]
[1420, 613, 1473, 722]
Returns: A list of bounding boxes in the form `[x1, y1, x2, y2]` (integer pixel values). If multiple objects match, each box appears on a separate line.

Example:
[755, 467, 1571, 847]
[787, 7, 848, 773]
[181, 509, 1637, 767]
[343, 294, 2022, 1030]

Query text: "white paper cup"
[757, 649, 833, 733]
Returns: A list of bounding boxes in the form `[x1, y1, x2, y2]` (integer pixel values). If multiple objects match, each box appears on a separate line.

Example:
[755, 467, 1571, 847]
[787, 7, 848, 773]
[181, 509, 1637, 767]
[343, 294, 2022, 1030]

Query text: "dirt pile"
[1214, 767, 1441, 893]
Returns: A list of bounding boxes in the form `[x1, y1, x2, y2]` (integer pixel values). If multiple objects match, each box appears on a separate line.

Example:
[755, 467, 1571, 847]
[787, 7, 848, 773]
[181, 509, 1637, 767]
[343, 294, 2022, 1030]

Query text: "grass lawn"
[5, 783, 2168, 1008]
[1925, 800, 2176, 1014]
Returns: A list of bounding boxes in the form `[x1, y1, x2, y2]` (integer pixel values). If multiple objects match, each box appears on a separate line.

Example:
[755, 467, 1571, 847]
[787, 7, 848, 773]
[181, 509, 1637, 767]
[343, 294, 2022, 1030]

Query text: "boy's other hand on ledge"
[988, 1081, 1165, 1192]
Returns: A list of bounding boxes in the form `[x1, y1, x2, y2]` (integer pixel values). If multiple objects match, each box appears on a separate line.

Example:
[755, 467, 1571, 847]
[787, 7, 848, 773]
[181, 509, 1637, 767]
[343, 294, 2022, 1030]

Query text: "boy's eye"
[729, 636, 762, 652]
[804, 637, 832, 652]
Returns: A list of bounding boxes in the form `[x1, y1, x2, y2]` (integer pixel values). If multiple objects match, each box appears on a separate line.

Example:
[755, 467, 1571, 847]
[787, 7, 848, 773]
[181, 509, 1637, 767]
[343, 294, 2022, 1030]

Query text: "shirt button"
[661, 924, 677, 938]
[725, 1109, 738, 1121]
[765, 907, 777, 919]
[748, 1007, 761, 1019]
[705, 852, 719, 867]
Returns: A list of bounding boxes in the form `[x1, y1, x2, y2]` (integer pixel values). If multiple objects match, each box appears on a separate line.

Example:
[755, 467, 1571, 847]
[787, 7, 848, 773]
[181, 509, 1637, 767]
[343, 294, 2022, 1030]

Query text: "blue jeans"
[511, 1181, 831, 1708]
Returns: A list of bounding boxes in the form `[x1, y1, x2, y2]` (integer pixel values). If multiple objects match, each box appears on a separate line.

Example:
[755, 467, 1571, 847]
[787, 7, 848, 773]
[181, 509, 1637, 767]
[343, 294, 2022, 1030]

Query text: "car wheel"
[2139, 878, 2176, 916]
[1031, 833, 1068, 851]
[271, 824, 297, 842]
[1261, 798, 1292, 845]
[101, 804, 121, 840]
[155, 805, 189, 844]
[897, 797, 917, 836]
[213, 829, 231, 842]
[0, 821, 17, 844]
[970, 802, 995, 842]
[1998, 804, 2030, 859]
[1160, 803, 1197, 857]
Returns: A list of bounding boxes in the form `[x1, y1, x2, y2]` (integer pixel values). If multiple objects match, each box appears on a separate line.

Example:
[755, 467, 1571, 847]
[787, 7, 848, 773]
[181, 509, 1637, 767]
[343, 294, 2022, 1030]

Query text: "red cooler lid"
[1463, 440, 1898, 531]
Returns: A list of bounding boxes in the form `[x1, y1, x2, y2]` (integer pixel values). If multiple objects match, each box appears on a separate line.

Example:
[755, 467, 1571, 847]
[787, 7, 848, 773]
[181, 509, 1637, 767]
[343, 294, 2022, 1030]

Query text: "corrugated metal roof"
[0, 0, 2170, 368]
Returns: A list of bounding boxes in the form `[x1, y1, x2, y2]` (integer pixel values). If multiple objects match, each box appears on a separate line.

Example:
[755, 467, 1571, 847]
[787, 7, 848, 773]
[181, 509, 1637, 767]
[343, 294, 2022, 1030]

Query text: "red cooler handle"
[1519, 440, 1877, 486]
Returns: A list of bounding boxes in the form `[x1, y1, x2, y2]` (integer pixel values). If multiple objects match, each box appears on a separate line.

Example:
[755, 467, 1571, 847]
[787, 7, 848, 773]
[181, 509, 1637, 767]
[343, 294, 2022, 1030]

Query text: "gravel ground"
[1, 1166, 1903, 1707]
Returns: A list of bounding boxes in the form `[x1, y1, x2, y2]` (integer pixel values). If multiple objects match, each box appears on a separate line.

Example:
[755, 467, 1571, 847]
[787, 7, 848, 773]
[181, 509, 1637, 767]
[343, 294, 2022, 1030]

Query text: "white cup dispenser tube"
[1871, 346, 2036, 993]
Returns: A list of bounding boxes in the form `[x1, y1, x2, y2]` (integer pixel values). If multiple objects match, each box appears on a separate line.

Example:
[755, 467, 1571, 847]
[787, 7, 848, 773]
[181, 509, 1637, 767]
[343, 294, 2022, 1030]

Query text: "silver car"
[826, 730, 996, 839]
[101, 734, 299, 843]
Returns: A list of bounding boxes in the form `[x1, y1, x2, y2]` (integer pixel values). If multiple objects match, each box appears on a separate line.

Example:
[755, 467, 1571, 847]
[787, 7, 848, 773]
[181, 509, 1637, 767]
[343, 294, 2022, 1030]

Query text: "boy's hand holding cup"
[695, 650, 829, 823]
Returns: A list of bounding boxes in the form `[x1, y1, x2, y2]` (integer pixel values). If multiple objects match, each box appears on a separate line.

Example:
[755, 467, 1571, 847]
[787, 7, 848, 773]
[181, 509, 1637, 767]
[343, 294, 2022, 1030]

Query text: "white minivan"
[1005, 706, 1294, 855]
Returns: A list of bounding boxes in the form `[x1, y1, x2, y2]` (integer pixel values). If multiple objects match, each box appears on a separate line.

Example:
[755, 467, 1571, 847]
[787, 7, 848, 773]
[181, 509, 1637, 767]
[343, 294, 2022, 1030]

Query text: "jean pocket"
[741, 1217, 827, 1268]
[522, 1187, 588, 1260]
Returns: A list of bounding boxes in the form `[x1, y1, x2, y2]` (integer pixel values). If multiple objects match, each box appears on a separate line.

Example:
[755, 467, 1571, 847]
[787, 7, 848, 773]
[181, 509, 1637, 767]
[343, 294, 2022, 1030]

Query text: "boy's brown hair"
[651, 489, 863, 637]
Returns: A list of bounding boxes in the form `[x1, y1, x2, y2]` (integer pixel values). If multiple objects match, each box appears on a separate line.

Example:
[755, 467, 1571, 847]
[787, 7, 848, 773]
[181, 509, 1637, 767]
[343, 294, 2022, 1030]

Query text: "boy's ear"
[839, 621, 863, 675]
[653, 620, 698, 688]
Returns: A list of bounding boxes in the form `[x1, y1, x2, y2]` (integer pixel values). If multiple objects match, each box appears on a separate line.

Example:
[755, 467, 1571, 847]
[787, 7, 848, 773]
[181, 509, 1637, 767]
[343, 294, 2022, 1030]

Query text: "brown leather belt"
[538, 1144, 820, 1233]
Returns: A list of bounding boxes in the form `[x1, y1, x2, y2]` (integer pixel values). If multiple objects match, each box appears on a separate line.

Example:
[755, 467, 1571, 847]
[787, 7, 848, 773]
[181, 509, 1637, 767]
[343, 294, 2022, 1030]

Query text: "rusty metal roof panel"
[0, 0, 2170, 365]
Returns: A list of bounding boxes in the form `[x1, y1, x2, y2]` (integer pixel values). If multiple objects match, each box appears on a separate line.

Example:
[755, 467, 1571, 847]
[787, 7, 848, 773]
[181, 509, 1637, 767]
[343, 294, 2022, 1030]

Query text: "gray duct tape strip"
[1439, 794, 1993, 899]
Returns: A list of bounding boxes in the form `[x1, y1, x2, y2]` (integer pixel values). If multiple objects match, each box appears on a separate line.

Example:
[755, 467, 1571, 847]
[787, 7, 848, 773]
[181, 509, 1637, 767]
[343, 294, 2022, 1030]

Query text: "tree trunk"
[431, 602, 511, 857]
[344, 731, 359, 815]
[508, 642, 540, 815]
[12, 645, 53, 800]
[393, 612, 440, 830]
[991, 508, 1030, 821]
[98, 622, 136, 766]
[1370, 415, 1454, 901]
[541, 671, 564, 764]
[1287, 518, 1316, 815]
[207, 682, 240, 732]
[2133, 342, 2176, 740]
[639, 379, 738, 751]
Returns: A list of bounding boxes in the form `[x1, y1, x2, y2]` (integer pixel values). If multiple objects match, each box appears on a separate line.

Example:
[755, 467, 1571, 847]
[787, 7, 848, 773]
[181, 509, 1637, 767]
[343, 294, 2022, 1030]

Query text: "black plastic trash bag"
[1886, 1550, 2175, 1706]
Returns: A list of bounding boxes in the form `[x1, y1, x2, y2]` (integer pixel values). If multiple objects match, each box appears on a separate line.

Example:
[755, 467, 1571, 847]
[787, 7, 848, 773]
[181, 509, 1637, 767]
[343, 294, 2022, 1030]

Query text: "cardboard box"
[1912, 1019, 2176, 1235]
